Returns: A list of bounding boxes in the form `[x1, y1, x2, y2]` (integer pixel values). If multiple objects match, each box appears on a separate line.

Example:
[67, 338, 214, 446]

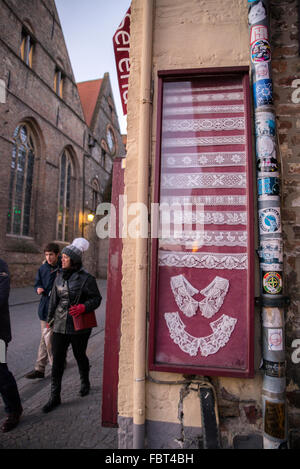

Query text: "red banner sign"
[113, 7, 131, 115]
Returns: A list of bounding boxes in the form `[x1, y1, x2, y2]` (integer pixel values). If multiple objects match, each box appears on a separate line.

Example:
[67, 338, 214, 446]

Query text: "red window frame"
[148, 67, 255, 378]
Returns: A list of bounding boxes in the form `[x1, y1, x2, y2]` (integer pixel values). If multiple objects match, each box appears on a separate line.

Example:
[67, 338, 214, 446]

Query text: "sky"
[55, 0, 130, 135]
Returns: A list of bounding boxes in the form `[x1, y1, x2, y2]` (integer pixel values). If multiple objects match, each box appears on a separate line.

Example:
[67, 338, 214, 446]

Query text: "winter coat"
[34, 259, 61, 321]
[0, 259, 12, 344]
[47, 268, 101, 335]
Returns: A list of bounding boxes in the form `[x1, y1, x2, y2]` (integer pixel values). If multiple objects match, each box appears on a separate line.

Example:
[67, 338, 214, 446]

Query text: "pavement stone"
[0, 280, 119, 449]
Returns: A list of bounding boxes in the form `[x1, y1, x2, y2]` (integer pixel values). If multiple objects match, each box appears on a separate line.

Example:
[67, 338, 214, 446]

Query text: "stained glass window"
[7, 124, 35, 236]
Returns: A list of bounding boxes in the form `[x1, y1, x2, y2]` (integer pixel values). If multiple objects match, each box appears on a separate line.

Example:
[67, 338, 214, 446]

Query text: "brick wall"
[271, 0, 300, 447]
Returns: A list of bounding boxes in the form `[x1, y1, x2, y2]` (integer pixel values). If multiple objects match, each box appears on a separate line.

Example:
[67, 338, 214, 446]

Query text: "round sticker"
[259, 207, 281, 233]
[251, 40, 271, 63]
[263, 272, 283, 295]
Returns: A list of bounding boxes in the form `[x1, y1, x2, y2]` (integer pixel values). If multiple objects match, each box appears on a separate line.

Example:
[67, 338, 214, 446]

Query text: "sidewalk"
[0, 280, 118, 449]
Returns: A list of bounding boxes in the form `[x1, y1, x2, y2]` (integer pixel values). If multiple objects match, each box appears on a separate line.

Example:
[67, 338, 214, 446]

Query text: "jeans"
[35, 320, 53, 373]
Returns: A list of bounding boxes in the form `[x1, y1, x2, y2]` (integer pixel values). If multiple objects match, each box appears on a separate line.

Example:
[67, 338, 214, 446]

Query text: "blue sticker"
[258, 177, 280, 196]
[253, 79, 273, 108]
[259, 208, 281, 234]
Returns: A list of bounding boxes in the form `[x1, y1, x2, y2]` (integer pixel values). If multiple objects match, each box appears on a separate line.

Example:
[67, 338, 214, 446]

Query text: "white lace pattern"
[159, 251, 248, 270]
[164, 312, 237, 357]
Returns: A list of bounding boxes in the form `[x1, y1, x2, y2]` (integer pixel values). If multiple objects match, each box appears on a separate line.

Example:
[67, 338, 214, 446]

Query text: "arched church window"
[7, 123, 35, 236]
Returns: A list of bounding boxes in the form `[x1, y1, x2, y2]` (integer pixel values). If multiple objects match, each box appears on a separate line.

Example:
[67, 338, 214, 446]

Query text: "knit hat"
[62, 238, 89, 264]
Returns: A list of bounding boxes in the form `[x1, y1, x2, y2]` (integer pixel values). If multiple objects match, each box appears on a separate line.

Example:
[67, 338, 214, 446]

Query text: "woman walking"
[42, 238, 101, 413]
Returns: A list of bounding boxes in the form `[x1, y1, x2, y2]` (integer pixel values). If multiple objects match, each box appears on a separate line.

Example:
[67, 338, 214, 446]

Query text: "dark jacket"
[47, 268, 101, 335]
[0, 259, 12, 344]
[34, 259, 61, 321]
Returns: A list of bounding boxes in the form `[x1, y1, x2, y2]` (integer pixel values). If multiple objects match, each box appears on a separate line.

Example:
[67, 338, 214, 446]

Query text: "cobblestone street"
[0, 280, 118, 449]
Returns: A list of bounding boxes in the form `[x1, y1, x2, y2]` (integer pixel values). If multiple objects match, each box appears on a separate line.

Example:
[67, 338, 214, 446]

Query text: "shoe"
[25, 370, 45, 379]
[79, 383, 90, 397]
[42, 396, 61, 413]
[1, 408, 23, 433]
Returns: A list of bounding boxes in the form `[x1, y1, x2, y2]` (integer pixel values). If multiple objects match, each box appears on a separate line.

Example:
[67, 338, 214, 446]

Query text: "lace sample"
[160, 230, 248, 247]
[162, 135, 245, 148]
[165, 85, 243, 94]
[163, 117, 245, 132]
[160, 195, 247, 207]
[173, 210, 247, 225]
[161, 173, 246, 189]
[159, 251, 248, 270]
[163, 104, 245, 116]
[199, 276, 230, 319]
[170, 274, 229, 319]
[163, 152, 246, 168]
[164, 312, 237, 357]
[165, 92, 244, 104]
[170, 275, 199, 318]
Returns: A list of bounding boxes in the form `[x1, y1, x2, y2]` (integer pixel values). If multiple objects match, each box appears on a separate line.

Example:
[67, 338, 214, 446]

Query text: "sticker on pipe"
[263, 272, 283, 295]
[255, 63, 270, 81]
[258, 177, 280, 196]
[259, 208, 281, 234]
[251, 41, 271, 63]
[248, 1, 267, 25]
[253, 79, 273, 108]
[250, 25, 268, 44]
[257, 157, 279, 173]
[268, 329, 283, 351]
[255, 112, 276, 137]
[256, 135, 276, 158]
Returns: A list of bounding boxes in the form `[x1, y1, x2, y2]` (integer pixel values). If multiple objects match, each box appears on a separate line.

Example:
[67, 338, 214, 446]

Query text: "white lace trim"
[162, 135, 246, 147]
[173, 210, 247, 225]
[163, 117, 245, 132]
[159, 251, 248, 270]
[164, 312, 237, 357]
[161, 173, 246, 189]
[160, 195, 247, 206]
[160, 230, 248, 247]
[165, 85, 243, 94]
[163, 104, 245, 116]
[163, 152, 246, 168]
[170, 275, 199, 318]
[165, 92, 244, 104]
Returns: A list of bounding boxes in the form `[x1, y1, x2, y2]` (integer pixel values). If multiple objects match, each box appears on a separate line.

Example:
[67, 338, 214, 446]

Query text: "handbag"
[69, 276, 98, 331]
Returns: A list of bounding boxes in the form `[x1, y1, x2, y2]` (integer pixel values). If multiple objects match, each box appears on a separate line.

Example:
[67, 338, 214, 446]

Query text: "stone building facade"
[114, 0, 300, 449]
[0, 0, 125, 285]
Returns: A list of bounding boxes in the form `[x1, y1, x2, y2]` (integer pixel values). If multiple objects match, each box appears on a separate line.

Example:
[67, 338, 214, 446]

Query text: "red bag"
[73, 310, 97, 331]
[69, 276, 98, 331]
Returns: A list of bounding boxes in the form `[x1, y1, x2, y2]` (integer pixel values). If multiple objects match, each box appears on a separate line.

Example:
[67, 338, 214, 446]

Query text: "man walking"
[0, 258, 23, 432]
[25, 243, 60, 379]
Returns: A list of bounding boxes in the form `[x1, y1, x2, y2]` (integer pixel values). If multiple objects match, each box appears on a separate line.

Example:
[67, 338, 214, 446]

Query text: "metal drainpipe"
[132, 0, 153, 449]
[247, 0, 288, 449]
